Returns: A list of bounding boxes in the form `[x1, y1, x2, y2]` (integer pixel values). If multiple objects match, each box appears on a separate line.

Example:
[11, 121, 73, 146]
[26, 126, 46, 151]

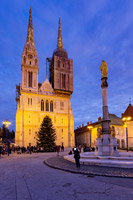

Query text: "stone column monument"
[95, 61, 119, 156]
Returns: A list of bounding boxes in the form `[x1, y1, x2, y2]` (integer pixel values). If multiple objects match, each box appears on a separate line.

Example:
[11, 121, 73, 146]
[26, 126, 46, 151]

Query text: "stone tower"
[49, 18, 73, 94]
[21, 7, 39, 91]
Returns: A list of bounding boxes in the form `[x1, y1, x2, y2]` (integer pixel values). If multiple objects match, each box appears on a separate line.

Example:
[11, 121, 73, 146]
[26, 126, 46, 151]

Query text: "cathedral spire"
[57, 17, 63, 49]
[26, 7, 34, 45]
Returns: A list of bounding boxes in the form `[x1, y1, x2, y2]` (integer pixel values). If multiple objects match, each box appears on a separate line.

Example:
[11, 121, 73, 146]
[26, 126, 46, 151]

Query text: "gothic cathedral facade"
[15, 8, 75, 147]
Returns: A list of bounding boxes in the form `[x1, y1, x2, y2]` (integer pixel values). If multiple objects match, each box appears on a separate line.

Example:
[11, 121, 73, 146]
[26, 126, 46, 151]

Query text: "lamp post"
[2, 120, 11, 144]
[122, 117, 131, 152]
[87, 125, 93, 147]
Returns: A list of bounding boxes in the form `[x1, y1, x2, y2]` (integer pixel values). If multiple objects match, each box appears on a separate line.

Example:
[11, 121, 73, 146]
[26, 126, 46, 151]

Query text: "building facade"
[15, 8, 75, 147]
[75, 114, 127, 149]
[122, 103, 133, 148]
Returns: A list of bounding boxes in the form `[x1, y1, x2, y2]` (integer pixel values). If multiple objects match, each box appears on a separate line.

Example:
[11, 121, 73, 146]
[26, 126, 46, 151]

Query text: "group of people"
[0, 143, 11, 156]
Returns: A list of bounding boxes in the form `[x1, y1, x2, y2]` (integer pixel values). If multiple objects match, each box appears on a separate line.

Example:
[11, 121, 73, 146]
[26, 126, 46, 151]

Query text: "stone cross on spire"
[26, 7, 34, 45]
[57, 17, 63, 49]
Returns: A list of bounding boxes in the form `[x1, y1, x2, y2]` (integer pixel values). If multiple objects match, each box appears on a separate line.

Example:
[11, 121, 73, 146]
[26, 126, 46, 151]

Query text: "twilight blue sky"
[0, 0, 133, 130]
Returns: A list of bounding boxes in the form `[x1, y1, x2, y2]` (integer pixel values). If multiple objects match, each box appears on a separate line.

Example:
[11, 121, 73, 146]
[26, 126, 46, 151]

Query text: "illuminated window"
[41, 100, 44, 111]
[60, 102, 64, 110]
[46, 100, 49, 111]
[28, 98, 32, 105]
[50, 101, 53, 112]
[28, 71, 32, 87]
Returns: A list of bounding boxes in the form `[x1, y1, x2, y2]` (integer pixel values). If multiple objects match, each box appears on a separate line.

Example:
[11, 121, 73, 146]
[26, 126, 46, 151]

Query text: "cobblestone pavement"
[45, 156, 133, 178]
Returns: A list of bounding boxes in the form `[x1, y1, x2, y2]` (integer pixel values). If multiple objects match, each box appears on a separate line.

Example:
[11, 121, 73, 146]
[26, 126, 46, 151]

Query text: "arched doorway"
[117, 139, 120, 148]
[121, 139, 125, 148]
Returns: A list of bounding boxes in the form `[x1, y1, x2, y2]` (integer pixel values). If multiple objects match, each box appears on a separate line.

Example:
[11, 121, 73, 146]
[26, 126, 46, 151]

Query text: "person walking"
[56, 145, 60, 156]
[74, 148, 80, 168]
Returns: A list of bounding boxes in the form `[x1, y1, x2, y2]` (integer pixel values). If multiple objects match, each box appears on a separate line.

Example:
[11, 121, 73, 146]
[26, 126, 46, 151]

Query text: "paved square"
[0, 151, 133, 200]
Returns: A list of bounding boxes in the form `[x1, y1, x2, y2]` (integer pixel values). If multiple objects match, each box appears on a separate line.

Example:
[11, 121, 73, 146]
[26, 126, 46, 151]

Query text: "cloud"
[0, 0, 133, 130]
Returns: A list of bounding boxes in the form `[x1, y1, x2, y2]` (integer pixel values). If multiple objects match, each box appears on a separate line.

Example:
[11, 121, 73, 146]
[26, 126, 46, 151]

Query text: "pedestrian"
[74, 148, 80, 168]
[56, 145, 60, 156]
[61, 144, 64, 152]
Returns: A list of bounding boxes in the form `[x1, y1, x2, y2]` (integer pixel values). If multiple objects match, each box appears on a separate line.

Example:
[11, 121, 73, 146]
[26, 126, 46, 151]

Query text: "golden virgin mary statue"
[100, 60, 108, 78]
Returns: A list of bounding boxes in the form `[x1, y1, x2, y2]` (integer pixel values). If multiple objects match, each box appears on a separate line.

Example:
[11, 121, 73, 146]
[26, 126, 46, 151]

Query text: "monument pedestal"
[95, 138, 103, 156]
[95, 135, 119, 156]
[110, 137, 119, 156]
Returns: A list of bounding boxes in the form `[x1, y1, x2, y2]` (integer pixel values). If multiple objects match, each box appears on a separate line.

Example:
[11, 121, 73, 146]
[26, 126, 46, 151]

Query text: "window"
[28, 98, 32, 105]
[60, 102, 64, 110]
[58, 60, 60, 67]
[46, 100, 49, 111]
[24, 56, 26, 64]
[62, 74, 66, 88]
[28, 71, 32, 87]
[41, 100, 44, 111]
[29, 129, 31, 135]
[121, 139, 125, 148]
[35, 59, 37, 65]
[50, 101, 53, 112]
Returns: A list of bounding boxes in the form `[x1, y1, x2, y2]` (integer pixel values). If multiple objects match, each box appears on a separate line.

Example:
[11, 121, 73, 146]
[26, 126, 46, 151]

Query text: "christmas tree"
[37, 115, 56, 151]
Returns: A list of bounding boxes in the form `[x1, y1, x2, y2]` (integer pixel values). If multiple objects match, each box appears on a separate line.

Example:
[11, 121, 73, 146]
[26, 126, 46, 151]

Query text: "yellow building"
[15, 8, 75, 148]
[75, 114, 126, 149]
[122, 103, 133, 148]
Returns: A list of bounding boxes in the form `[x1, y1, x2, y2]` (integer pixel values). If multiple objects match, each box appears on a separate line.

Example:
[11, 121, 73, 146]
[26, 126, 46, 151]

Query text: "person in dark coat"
[74, 148, 80, 168]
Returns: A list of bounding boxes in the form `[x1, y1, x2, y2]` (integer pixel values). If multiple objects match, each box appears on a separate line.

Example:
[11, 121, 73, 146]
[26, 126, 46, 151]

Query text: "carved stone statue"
[100, 60, 108, 78]
[97, 127, 102, 138]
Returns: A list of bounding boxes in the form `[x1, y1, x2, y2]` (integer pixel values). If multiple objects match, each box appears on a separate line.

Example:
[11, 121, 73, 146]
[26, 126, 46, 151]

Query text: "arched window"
[24, 56, 26, 64]
[62, 74, 66, 88]
[58, 60, 60, 67]
[28, 71, 32, 87]
[35, 59, 37, 65]
[50, 101, 53, 112]
[46, 100, 49, 111]
[41, 100, 44, 111]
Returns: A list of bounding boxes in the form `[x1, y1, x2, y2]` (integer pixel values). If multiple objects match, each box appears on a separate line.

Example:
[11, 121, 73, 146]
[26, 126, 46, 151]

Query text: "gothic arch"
[41, 100, 44, 111]
[50, 101, 53, 112]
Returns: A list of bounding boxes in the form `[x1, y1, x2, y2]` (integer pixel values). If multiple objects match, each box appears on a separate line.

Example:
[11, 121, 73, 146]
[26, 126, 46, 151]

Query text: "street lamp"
[122, 117, 131, 152]
[2, 120, 11, 143]
[87, 125, 93, 147]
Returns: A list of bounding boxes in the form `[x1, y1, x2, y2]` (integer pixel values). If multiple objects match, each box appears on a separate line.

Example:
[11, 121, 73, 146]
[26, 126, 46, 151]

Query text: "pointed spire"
[129, 97, 132, 105]
[26, 7, 34, 45]
[57, 17, 63, 49]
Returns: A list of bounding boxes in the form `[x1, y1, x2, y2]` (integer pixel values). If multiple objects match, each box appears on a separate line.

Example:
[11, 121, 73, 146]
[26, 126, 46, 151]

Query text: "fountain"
[64, 61, 133, 168]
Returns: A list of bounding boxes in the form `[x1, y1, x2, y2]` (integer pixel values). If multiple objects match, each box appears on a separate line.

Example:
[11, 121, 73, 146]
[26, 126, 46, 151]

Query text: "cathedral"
[15, 8, 75, 148]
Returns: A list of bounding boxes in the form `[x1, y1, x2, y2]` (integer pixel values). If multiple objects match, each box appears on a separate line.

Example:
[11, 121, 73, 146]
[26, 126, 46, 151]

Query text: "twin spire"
[26, 8, 63, 49]
[57, 17, 63, 49]
[26, 7, 34, 45]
